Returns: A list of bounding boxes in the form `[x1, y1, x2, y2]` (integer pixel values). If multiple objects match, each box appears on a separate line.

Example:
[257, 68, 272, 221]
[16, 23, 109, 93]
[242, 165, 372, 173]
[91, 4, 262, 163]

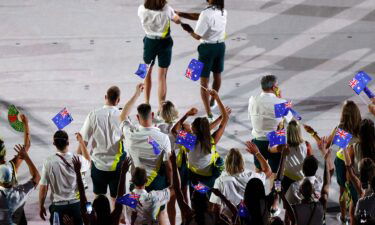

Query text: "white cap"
[0, 164, 12, 184]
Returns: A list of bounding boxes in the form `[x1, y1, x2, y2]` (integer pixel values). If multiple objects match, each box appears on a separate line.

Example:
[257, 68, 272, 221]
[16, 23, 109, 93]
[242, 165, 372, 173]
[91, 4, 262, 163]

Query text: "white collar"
[103, 105, 117, 109]
[260, 92, 276, 97]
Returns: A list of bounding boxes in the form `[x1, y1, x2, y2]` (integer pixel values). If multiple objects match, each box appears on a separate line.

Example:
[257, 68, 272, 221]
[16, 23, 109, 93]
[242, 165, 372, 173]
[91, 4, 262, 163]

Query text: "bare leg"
[144, 66, 153, 104]
[200, 77, 211, 116]
[210, 73, 221, 106]
[349, 201, 355, 225]
[339, 186, 346, 222]
[181, 185, 189, 221]
[158, 67, 168, 112]
[167, 191, 176, 225]
[158, 208, 170, 225]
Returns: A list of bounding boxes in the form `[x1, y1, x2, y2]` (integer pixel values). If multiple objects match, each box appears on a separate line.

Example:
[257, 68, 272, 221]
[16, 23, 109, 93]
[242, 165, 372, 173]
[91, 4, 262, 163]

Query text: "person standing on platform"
[248, 75, 292, 215]
[138, 0, 181, 115]
[79, 86, 125, 207]
[177, 0, 227, 121]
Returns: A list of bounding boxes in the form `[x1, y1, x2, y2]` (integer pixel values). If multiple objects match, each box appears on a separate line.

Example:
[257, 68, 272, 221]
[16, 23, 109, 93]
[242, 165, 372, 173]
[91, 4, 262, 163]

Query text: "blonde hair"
[225, 148, 244, 175]
[160, 101, 178, 123]
[287, 120, 304, 147]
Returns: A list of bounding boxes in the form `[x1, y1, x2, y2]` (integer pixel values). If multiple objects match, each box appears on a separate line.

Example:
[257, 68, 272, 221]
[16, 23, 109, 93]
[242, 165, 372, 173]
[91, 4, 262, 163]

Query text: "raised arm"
[175, 11, 200, 20]
[276, 145, 289, 181]
[320, 148, 332, 209]
[245, 141, 272, 178]
[170, 150, 193, 218]
[181, 23, 202, 40]
[211, 90, 229, 144]
[72, 156, 90, 225]
[210, 188, 237, 222]
[11, 114, 31, 172]
[171, 108, 198, 136]
[119, 83, 144, 122]
[76, 133, 90, 162]
[14, 144, 40, 185]
[209, 107, 231, 130]
[303, 124, 321, 144]
[112, 157, 132, 225]
[343, 146, 362, 195]
[280, 191, 296, 225]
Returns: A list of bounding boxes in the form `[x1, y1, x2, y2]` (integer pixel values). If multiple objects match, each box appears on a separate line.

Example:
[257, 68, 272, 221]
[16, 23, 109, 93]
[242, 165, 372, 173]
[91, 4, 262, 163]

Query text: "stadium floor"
[1, 0, 375, 224]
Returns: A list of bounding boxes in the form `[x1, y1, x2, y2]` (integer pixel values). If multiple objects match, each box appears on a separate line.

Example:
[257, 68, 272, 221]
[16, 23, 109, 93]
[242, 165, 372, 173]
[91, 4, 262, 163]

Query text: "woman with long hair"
[138, 0, 181, 113]
[177, 0, 227, 120]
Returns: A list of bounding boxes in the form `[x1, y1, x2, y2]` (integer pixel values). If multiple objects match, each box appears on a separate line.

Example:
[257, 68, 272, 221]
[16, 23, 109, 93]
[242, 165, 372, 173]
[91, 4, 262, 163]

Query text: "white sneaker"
[210, 100, 217, 110]
[206, 113, 216, 123]
[336, 213, 348, 224]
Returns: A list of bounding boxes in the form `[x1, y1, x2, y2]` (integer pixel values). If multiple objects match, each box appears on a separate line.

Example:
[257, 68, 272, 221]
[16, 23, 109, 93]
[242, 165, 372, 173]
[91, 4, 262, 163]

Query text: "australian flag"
[185, 59, 204, 81]
[148, 136, 161, 155]
[332, 128, 353, 149]
[52, 108, 73, 130]
[267, 129, 286, 147]
[238, 201, 249, 218]
[349, 71, 372, 95]
[117, 193, 140, 209]
[274, 101, 302, 120]
[135, 63, 148, 79]
[364, 87, 375, 99]
[176, 130, 197, 151]
[192, 182, 210, 194]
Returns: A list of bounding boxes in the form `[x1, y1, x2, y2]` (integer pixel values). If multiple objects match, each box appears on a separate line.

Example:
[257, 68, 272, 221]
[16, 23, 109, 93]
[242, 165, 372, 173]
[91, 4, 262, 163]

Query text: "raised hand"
[72, 156, 81, 173]
[14, 144, 28, 160]
[225, 106, 232, 116]
[186, 107, 198, 117]
[75, 132, 84, 143]
[245, 141, 260, 155]
[303, 124, 315, 134]
[19, 114, 28, 124]
[208, 89, 219, 99]
[135, 83, 145, 97]
[318, 136, 328, 154]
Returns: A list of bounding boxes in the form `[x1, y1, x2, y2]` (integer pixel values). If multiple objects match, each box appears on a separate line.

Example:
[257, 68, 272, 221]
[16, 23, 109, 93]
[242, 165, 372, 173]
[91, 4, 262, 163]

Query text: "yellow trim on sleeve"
[110, 141, 124, 171]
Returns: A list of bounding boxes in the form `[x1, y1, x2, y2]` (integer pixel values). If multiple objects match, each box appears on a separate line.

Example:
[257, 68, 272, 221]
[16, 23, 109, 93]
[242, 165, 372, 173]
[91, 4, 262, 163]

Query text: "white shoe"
[336, 213, 348, 224]
[207, 113, 216, 123]
[210, 100, 217, 110]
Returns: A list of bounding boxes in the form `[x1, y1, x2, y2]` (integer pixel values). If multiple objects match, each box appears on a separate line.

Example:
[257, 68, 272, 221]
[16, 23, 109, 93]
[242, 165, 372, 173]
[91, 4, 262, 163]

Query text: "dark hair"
[92, 195, 111, 225]
[192, 117, 212, 154]
[106, 86, 121, 105]
[144, 0, 167, 10]
[210, 0, 224, 10]
[53, 130, 69, 151]
[269, 217, 284, 225]
[338, 100, 361, 137]
[359, 158, 375, 190]
[0, 139, 5, 161]
[300, 179, 313, 200]
[261, 75, 277, 91]
[244, 178, 269, 225]
[191, 191, 209, 225]
[372, 176, 375, 192]
[359, 119, 375, 161]
[137, 103, 152, 121]
[302, 155, 318, 177]
[132, 167, 148, 187]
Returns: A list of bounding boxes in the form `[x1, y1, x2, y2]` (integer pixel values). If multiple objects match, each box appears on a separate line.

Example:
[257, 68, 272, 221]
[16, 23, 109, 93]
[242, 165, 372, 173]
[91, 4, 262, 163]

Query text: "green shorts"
[143, 36, 173, 68]
[198, 42, 226, 78]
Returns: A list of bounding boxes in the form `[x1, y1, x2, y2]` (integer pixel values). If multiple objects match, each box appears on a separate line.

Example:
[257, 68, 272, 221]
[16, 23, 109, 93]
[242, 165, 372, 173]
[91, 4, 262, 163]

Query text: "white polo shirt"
[187, 142, 214, 176]
[138, 4, 176, 38]
[126, 188, 170, 225]
[80, 105, 122, 172]
[195, 6, 227, 43]
[121, 120, 171, 178]
[156, 122, 177, 151]
[209, 170, 266, 214]
[248, 92, 292, 139]
[40, 152, 90, 203]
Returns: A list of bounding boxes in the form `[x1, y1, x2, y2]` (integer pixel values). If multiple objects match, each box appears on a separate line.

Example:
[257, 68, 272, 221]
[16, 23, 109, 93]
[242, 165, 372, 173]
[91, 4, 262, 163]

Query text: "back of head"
[93, 194, 111, 224]
[287, 120, 303, 148]
[137, 103, 152, 122]
[192, 117, 212, 154]
[225, 148, 244, 175]
[0, 139, 6, 161]
[300, 179, 313, 200]
[244, 178, 267, 224]
[359, 158, 375, 189]
[144, 0, 166, 10]
[106, 86, 121, 106]
[53, 130, 69, 151]
[261, 75, 277, 92]
[210, 0, 224, 10]
[359, 119, 375, 161]
[160, 101, 178, 123]
[132, 167, 148, 187]
[339, 100, 361, 137]
[302, 155, 318, 177]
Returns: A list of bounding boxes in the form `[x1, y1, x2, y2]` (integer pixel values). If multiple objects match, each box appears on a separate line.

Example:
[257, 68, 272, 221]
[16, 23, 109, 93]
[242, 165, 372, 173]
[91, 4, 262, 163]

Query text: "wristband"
[255, 152, 261, 156]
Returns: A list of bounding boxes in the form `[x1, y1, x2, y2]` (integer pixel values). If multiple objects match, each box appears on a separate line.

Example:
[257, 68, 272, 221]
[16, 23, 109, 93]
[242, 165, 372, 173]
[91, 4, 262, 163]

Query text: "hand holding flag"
[52, 108, 73, 130]
[184, 59, 208, 91]
[274, 101, 302, 120]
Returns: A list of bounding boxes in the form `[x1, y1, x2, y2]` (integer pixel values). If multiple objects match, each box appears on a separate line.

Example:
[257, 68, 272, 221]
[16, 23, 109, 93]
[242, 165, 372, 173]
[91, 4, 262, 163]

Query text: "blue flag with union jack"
[364, 87, 375, 98]
[349, 71, 372, 95]
[332, 128, 353, 149]
[135, 63, 148, 79]
[267, 129, 286, 147]
[52, 108, 73, 130]
[274, 101, 302, 120]
[117, 193, 140, 209]
[176, 130, 197, 151]
[185, 59, 204, 81]
[148, 136, 161, 155]
[238, 201, 249, 218]
[192, 182, 210, 194]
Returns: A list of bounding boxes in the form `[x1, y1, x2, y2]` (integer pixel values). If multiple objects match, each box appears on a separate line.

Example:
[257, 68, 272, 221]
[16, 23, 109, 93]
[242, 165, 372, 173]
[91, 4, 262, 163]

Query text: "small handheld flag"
[117, 193, 140, 209]
[192, 182, 210, 194]
[274, 101, 302, 120]
[267, 129, 286, 147]
[332, 128, 353, 149]
[148, 136, 161, 155]
[135, 64, 148, 79]
[52, 108, 73, 130]
[349, 71, 372, 95]
[185, 59, 204, 81]
[238, 201, 249, 218]
[175, 130, 197, 151]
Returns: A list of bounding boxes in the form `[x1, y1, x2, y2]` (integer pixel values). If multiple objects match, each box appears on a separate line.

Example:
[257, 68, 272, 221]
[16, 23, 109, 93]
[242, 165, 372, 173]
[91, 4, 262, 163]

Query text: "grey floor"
[1, 0, 375, 224]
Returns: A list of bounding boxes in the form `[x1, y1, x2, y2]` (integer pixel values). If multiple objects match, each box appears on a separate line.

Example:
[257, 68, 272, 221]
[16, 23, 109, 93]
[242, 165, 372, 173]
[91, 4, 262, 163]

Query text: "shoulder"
[138, 4, 145, 12]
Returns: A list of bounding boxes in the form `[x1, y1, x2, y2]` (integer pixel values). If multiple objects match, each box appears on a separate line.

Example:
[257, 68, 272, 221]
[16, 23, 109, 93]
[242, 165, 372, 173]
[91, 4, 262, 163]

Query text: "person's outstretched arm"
[303, 124, 322, 144]
[76, 133, 90, 162]
[111, 157, 132, 225]
[11, 115, 31, 172]
[280, 191, 296, 225]
[209, 107, 231, 130]
[210, 188, 237, 222]
[320, 148, 332, 210]
[211, 90, 229, 144]
[175, 11, 200, 20]
[119, 83, 144, 122]
[180, 23, 202, 40]
[245, 141, 272, 178]
[14, 144, 40, 185]
[171, 108, 198, 136]
[72, 156, 90, 225]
